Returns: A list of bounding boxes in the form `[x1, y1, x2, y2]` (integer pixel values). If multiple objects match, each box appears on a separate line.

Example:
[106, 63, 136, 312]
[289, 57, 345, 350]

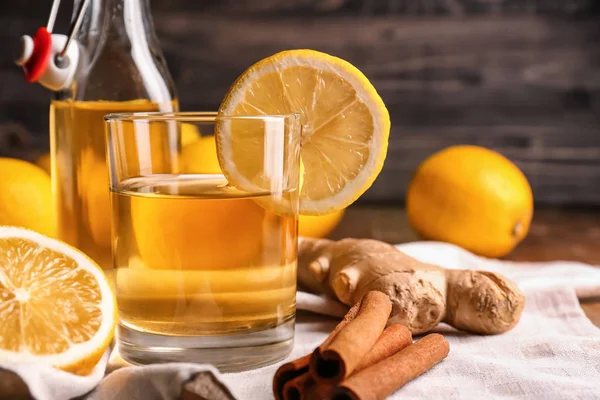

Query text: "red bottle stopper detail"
[23, 27, 53, 83]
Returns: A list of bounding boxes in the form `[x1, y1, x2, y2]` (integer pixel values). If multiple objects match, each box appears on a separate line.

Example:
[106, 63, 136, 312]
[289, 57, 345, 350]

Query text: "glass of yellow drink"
[105, 112, 301, 371]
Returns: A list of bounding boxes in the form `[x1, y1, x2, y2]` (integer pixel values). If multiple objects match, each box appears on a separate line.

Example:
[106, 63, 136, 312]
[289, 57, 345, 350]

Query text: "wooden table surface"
[330, 206, 600, 328]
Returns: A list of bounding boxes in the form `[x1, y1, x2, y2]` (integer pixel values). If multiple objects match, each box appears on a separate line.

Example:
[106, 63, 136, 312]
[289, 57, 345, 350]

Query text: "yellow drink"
[111, 174, 297, 335]
[50, 100, 177, 269]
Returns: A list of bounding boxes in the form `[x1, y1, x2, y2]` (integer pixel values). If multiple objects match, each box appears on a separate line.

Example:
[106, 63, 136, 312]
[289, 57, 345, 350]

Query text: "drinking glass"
[105, 112, 301, 371]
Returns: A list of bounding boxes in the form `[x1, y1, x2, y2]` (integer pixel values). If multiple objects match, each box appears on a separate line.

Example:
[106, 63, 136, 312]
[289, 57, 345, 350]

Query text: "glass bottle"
[50, 0, 178, 269]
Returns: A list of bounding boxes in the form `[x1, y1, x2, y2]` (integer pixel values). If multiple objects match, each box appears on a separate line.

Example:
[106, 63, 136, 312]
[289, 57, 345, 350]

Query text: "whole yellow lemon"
[36, 150, 113, 249]
[72, 148, 112, 251]
[83, 162, 112, 249]
[299, 209, 345, 238]
[406, 145, 533, 258]
[181, 135, 222, 174]
[0, 158, 56, 236]
[132, 195, 266, 270]
[181, 123, 201, 147]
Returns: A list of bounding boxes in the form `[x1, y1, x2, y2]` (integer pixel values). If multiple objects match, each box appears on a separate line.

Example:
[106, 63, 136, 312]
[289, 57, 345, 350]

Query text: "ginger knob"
[298, 237, 525, 335]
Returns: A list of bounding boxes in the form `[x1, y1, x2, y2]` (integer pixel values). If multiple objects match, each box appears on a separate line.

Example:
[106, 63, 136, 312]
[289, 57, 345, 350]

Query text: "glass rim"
[104, 111, 300, 122]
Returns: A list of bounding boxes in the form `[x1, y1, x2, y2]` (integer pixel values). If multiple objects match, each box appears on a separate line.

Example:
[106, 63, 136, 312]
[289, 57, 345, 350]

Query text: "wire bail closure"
[15, 0, 90, 91]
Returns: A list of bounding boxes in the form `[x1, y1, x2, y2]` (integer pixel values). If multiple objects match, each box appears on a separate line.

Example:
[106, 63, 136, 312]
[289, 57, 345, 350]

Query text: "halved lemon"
[0, 227, 116, 375]
[217, 50, 390, 215]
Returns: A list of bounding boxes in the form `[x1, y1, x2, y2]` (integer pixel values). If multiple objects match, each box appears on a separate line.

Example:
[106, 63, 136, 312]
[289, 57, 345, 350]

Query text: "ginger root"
[298, 238, 525, 335]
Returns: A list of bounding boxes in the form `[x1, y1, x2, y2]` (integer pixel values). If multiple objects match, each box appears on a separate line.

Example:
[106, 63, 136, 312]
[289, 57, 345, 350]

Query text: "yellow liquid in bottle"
[111, 174, 297, 335]
[50, 100, 178, 269]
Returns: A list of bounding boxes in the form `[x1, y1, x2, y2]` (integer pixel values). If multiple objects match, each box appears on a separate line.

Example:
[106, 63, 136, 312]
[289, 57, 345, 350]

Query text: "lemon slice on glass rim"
[0, 227, 116, 375]
[216, 49, 390, 215]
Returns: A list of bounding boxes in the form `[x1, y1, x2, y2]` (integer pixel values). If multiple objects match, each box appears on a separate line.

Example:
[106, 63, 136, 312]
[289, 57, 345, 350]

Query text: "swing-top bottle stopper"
[15, 0, 88, 91]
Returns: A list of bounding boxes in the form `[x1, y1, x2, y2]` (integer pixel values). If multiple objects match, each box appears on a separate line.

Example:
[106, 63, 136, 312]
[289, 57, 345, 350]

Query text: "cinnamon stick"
[273, 300, 364, 400]
[310, 291, 392, 384]
[282, 372, 316, 400]
[353, 324, 412, 372]
[282, 324, 412, 400]
[273, 354, 312, 400]
[329, 333, 450, 400]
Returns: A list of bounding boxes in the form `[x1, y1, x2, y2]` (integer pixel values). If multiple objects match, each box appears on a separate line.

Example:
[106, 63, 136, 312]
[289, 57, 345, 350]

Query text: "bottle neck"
[67, 0, 176, 104]
[76, 0, 160, 51]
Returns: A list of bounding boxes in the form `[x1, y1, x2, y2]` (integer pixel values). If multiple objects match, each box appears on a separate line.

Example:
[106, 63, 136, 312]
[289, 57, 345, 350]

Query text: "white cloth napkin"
[3, 242, 600, 400]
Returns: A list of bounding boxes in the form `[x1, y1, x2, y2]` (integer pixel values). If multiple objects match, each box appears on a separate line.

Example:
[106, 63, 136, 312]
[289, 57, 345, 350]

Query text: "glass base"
[118, 317, 295, 372]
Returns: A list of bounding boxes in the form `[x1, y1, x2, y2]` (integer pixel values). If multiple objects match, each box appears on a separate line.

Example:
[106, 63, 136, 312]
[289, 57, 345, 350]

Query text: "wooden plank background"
[1, 0, 599, 205]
